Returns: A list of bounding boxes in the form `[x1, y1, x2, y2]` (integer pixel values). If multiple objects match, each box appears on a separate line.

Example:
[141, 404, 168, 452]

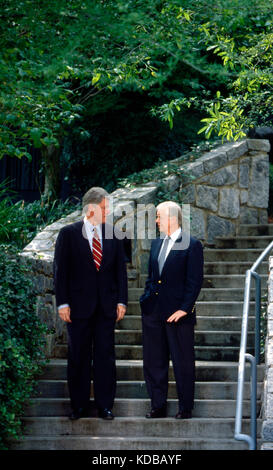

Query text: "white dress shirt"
[157, 227, 182, 268]
[58, 217, 125, 310]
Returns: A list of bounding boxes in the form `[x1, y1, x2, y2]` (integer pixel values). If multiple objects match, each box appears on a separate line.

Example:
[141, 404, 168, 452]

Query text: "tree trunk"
[42, 144, 61, 201]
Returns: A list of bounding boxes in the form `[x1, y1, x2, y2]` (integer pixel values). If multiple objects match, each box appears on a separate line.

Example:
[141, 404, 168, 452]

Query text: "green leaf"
[92, 73, 101, 86]
[30, 128, 42, 148]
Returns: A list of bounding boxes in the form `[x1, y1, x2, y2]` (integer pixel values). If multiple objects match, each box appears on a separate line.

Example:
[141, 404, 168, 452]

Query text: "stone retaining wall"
[261, 255, 273, 450]
[20, 138, 270, 355]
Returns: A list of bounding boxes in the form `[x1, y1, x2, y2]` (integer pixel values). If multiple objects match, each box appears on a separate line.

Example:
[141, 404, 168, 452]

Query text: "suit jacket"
[53, 220, 128, 319]
[140, 230, 204, 324]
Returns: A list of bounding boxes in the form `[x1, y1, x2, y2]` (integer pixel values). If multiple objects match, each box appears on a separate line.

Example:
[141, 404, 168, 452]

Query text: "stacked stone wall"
[20, 138, 270, 355]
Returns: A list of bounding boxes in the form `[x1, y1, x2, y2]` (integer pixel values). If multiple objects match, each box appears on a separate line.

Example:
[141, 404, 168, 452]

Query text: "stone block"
[259, 209, 269, 224]
[44, 333, 55, 358]
[198, 165, 238, 186]
[247, 139, 271, 152]
[219, 188, 240, 218]
[112, 200, 135, 223]
[46, 221, 70, 232]
[248, 155, 269, 208]
[268, 273, 273, 303]
[23, 238, 55, 252]
[240, 190, 248, 204]
[267, 368, 273, 395]
[207, 215, 235, 245]
[266, 338, 273, 370]
[139, 252, 150, 274]
[113, 186, 158, 205]
[262, 420, 273, 441]
[196, 185, 218, 212]
[198, 150, 227, 173]
[162, 175, 180, 192]
[189, 206, 205, 240]
[140, 238, 152, 251]
[225, 140, 248, 161]
[239, 164, 249, 188]
[181, 160, 204, 179]
[180, 184, 195, 203]
[239, 206, 259, 224]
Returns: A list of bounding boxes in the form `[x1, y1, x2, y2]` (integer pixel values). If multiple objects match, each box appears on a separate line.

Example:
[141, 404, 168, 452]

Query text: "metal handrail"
[235, 240, 273, 450]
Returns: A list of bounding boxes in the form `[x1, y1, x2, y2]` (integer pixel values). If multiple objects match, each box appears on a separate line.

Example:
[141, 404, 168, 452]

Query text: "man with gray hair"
[53, 187, 128, 421]
[140, 201, 203, 419]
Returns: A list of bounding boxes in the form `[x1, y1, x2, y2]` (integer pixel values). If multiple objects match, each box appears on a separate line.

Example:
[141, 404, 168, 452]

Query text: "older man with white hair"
[140, 201, 204, 419]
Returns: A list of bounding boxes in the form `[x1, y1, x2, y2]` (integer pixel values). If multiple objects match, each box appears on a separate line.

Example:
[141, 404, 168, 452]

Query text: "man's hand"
[116, 304, 126, 322]
[59, 306, 72, 323]
[167, 310, 187, 323]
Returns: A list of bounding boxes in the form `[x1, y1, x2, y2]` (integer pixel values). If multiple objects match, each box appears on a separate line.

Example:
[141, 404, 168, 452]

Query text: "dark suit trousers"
[66, 308, 116, 411]
[142, 311, 195, 411]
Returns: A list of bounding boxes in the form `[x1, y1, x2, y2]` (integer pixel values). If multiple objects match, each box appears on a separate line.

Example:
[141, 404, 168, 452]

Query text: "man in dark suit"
[53, 187, 128, 421]
[140, 201, 204, 419]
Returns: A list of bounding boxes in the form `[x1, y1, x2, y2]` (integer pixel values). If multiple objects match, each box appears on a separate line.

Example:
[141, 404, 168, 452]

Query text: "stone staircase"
[12, 223, 272, 450]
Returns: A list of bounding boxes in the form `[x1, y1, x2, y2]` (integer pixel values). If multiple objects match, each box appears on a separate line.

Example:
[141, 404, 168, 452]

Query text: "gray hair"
[82, 187, 109, 214]
[156, 201, 182, 226]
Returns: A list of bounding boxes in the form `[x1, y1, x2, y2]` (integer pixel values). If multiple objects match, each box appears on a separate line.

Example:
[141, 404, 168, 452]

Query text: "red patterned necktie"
[92, 227, 102, 271]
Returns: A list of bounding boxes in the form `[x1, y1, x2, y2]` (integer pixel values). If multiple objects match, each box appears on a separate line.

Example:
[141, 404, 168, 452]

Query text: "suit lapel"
[160, 234, 182, 276]
[157, 230, 187, 277]
[152, 237, 164, 278]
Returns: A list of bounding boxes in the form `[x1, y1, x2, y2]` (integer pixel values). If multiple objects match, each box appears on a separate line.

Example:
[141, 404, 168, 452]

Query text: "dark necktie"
[158, 236, 170, 275]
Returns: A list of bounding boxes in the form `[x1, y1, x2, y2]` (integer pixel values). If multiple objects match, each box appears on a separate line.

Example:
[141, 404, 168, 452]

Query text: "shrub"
[0, 243, 49, 449]
[0, 179, 81, 249]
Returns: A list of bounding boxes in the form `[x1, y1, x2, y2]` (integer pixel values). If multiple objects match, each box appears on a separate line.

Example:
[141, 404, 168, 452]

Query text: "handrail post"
[252, 272, 261, 365]
[234, 240, 273, 450]
[245, 353, 257, 450]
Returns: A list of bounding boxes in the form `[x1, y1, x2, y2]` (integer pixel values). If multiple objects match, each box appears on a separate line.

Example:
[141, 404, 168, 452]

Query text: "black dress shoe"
[146, 406, 167, 419]
[98, 408, 114, 420]
[69, 407, 88, 420]
[175, 410, 192, 419]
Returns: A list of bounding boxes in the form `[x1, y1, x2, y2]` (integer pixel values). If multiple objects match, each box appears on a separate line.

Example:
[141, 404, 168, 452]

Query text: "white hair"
[156, 201, 182, 226]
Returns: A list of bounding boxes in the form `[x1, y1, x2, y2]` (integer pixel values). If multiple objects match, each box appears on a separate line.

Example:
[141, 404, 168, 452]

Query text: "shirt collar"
[83, 216, 102, 236]
[168, 227, 182, 242]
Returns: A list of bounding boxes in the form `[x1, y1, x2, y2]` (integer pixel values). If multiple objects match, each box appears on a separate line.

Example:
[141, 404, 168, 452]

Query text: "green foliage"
[0, 243, 48, 449]
[117, 139, 221, 189]
[193, 2, 273, 140]
[0, 0, 202, 160]
[1, 0, 272, 194]
[2, 0, 267, 163]
[0, 182, 80, 447]
[0, 180, 81, 249]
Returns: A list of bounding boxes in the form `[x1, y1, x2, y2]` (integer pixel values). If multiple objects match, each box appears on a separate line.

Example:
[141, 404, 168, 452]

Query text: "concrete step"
[214, 236, 273, 249]
[33, 380, 263, 400]
[40, 359, 265, 382]
[204, 249, 267, 262]
[238, 224, 273, 236]
[24, 397, 261, 418]
[58, 330, 255, 347]
[18, 416, 263, 439]
[115, 315, 254, 331]
[114, 330, 254, 346]
[128, 287, 266, 302]
[54, 344, 253, 361]
[203, 261, 268, 275]
[139, 274, 268, 289]
[9, 435, 254, 450]
[127, 300, 257, 316]
[202, 275, 267, 288]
